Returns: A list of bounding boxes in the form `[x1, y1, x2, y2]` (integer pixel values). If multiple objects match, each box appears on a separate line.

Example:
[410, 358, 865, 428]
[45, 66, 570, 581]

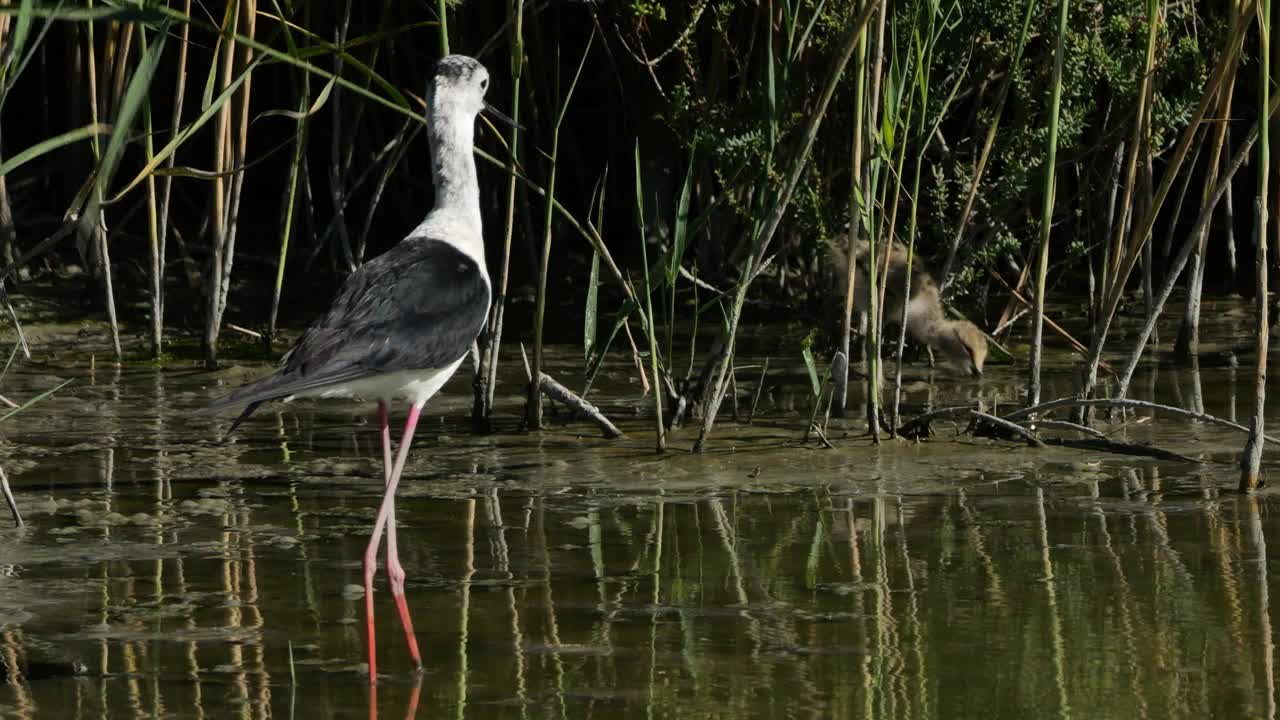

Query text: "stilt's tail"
[186, 371, 290, 441]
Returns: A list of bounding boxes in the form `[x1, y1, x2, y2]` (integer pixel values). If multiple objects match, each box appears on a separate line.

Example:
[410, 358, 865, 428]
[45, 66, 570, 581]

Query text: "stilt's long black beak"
[483, 101, 523, 130]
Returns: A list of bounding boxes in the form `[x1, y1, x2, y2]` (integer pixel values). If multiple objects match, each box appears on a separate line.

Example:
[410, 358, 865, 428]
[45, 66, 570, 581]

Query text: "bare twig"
[897, 402, 983, 439]
[970, 410, 1046, 448]
[1046, 437, 1207, 464]
[0, 465, 21, 527]
[985, 264, 1116, 375]
[1003, 397, 1280, 444]
[520, 343, 623, 438]
[226, 322, 262, 338]
[1029, 419, 1108, 439]
[537, 374, 625, 440]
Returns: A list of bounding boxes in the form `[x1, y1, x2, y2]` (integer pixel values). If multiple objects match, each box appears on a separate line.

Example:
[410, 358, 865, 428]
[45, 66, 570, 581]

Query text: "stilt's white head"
[427, 55, 491, 122]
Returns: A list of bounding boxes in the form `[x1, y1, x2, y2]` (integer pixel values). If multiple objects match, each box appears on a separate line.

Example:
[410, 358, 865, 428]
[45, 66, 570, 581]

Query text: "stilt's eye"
[480, 78, 488, 90]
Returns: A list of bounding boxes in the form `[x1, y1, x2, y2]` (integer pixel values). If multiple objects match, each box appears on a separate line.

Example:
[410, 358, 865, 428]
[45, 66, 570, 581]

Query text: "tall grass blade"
[528, 29, 593, 429]
[585, 248, 599, 364]
[635, 140, 666, 452]
[79, 19, 167, 230]
[0, 377, 72, 423]
[1027, 0, 1070, 408]
[0, 123, 111, 177]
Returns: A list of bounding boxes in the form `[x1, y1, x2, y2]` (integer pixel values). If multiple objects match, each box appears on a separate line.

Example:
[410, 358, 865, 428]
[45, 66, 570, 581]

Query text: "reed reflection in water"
[0, 349, 1276, 718]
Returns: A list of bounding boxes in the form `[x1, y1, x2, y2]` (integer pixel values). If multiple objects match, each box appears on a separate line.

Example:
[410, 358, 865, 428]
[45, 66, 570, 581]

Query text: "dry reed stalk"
[697, 0, 880, 451]
[0, 6, 14, 273]
[834, 0, 870, 419]
[142, 88, 161, 357]
[938, 0, 1036, 292]
[1241, 0, 1270, 491]
[155, 0, 191, 332]
[83, 12, 122, 360]
[219, 0, 256, 332]
[863, 0, 892, 439]
[203, 1, 240, 367]
[475, 0, 526, 429]
[1176, 92, 1236, 360]
[1077, 16, 1251, 418]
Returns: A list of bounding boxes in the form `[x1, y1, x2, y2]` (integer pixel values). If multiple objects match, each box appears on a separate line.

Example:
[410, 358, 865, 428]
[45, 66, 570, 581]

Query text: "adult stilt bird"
[200, 55, 509, 681]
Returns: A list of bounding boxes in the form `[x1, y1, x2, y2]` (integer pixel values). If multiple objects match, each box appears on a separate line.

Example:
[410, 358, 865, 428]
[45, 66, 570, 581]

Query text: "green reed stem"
[1027, 0, 1069, 408]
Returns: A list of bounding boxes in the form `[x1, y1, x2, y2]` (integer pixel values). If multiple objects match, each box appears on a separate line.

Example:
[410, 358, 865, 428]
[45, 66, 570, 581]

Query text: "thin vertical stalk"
[475, 0, 525, 428]
[268, 64, 309, 347]
[155, 0, 190, 349]
[1177, 61, 1237, 362]
[326, 0, 354, 271]
[141, 41, 161, 358]
[1098, 141, 1125, 323]
[834, 0, 868, 418]
[1028, 0, 1070, 408]
[895, 3, 967, 432]
[0, 133, 15, 274]
[0, 2, 14, 273]
[890, 26, 923, 435]
[1078, 13, 1247, 416]
[0, 5, 9, 272]
[1226, 126, 1239, 287]
[219, 0, 255, 349]
[528, 32, 592, 430]
[694, 0, 879, 450]
[635, 142, 665, 452]
[84, 9, 122, 360]
[203, 0, 240, 368]
[1241, 0, 1270, 492]
[861, 0, 886, 439]
[1115, 94, 1275, 397]
[437, 0, 450, 55]
[1107, 5, 1159, 299]
[938, 0, 1036, 290]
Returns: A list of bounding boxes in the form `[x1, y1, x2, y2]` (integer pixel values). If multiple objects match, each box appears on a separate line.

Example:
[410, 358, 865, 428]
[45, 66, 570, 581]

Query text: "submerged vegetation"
[0, 1, 1273, 476]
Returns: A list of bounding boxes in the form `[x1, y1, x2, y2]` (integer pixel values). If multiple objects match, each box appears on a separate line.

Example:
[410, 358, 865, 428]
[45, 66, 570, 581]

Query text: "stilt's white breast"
[289, 357, 466, 408]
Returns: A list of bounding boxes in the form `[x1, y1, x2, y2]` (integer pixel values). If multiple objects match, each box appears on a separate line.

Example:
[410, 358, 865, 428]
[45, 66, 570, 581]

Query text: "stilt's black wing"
[198, 237, 490, 420]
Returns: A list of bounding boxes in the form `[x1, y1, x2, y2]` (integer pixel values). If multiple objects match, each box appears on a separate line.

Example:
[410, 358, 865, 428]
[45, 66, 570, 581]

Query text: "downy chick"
[829, 235, 987, 378]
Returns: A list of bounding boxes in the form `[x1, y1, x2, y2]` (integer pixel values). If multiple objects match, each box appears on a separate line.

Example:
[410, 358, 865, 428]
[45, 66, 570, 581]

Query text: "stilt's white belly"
[287, 357, 466, 407]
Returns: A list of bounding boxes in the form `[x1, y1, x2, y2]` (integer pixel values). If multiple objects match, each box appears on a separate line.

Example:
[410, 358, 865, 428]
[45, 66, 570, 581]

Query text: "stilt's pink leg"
[380, 403, 423, 670]
[405, 675, 423, 718]
[363, 403, 425, 684]
[364, 402, 393, 683]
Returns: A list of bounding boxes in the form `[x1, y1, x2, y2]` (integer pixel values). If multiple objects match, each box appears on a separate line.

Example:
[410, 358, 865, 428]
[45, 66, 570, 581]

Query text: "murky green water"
[2, 301, 1279, 718]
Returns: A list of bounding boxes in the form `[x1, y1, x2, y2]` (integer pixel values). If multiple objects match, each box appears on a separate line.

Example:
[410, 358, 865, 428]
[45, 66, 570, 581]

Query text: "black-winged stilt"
[201, 54, 506, 681]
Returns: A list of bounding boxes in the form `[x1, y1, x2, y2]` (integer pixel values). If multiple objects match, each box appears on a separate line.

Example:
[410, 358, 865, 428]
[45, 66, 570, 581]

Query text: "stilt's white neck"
[416, 103, 486, 270]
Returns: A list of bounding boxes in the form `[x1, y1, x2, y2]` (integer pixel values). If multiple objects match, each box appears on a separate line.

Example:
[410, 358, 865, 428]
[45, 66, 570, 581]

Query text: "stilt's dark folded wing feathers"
[199, 237, 490, 417]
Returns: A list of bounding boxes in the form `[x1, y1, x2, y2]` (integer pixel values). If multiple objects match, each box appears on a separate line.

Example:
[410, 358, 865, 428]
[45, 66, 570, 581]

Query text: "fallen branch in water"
[899, 403, 1206, 464]
[807, 422, 835, 449]
[521, 344, 624, 439]
[538, 374, 625, 439]
[969, 410, 1046, 448]
[1002, 397, 1280, 444]
[0, 465, 22, 527]
[1042, 437, 1208, 465]
[1029, 418, 1108, 439]
[897, 403, 982, 439]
